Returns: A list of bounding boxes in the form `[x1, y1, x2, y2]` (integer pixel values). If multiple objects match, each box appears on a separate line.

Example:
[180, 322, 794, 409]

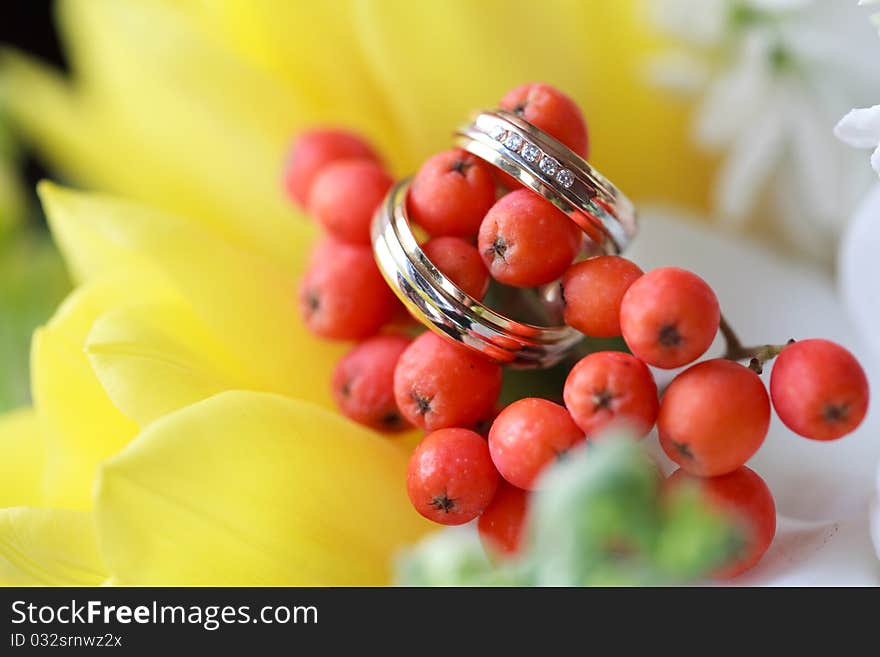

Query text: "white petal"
[746, 0, 812, 11]
[713, 96, 787, 225]
[872, 145, 880, 175]
[834, 106, 880, 149]
[647, 0, 729, 45]
[772, 165, 836, 261]
[839, 183, 880, 366]
[787, 87, 841, 224]
[644, 51, 709, 94]
[694, 33, 772, 149]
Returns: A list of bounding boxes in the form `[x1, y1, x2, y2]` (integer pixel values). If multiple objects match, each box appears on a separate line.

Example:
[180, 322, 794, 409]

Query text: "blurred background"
[0, 2, 69, 413]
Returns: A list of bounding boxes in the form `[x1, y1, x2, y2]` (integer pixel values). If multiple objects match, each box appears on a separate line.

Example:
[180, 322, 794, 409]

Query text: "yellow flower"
[1, 183, 428, 585]
[0, 0, 712, 266]
[0, 0, 712, 585]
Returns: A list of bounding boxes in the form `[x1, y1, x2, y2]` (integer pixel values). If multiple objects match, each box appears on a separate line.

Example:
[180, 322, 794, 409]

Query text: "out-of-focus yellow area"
[1, 0, 712, 273]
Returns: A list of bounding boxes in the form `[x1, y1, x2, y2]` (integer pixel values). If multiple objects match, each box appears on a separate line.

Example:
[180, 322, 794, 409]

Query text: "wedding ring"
[454, 110, 637, 254]
[372, 179, 582, 368]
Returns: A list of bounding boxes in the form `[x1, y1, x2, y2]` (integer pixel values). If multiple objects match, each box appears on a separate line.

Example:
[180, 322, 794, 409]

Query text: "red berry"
[563, 351, 659, 438]
[619, 267, 720, 369]
[478, 189, 582, 288]
[406, 428, 499, 525]
[658, 359, 770, 477]
[299, 238, 397, 340]
[562, 256, 644, 337]
[770, 339, 869, 441]
[500, 83, 589, 157]
[307, 159, 393, 245]
[394, 332, 502, 431]
[407, 149, 497, 237]
[667, 467, 776, 579]
[422, 236, 490, 300]
[283, 129, 381, 208]
[478, 481, 529, 557]
[332, 335, 411, 432]
[488, 398, 584, 490]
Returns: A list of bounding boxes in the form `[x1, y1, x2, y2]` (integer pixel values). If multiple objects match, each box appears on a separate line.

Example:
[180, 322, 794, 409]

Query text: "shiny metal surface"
[372, 179, 583, 368]
[454, 110, 637, 254]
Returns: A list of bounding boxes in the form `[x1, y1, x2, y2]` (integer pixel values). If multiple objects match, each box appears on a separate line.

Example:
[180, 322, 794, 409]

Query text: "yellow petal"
[86, 301, 257, 427]
[0, 507, 106, 586]
[32, 273, 174, 509]
[353, 0, 712, 207]
[0, 408, 46, 507]
[95, 391, 430, 585]
[39, 182, 344, 410]
[57, 0, 307, 266]
[186, 0, 399, 151]
[0, 50, 109, 194]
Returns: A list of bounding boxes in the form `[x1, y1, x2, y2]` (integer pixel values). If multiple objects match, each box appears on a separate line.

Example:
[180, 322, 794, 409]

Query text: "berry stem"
[719, 314, 793, 374]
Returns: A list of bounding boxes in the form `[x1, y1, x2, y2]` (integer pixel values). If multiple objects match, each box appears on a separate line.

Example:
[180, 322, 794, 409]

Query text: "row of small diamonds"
[488, 124, 574, 189]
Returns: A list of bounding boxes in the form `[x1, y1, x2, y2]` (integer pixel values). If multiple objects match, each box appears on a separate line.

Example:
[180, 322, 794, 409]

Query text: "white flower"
[862, 0, 880, 34]
[647, 0, 880, 260]
[835, 106, 880, 176]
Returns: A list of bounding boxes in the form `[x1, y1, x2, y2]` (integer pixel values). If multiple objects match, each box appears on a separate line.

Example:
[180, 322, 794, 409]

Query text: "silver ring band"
[454, 110, 637, 254]
[372, 179, 582, 368]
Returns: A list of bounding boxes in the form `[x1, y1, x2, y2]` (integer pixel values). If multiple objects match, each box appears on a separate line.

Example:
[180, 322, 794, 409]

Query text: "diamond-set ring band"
[454, 110, 637, 254]
[371, 179, 583, 368]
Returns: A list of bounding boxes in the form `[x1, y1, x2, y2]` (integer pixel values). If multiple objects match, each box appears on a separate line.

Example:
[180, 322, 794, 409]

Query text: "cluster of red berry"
[284, 83, 870, 579]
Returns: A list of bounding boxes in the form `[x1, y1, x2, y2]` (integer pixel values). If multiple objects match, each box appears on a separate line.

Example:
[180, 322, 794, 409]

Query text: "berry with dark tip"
[658, 359, 770, 477]
[619, 267, 720, 369]
[298, 238, 397, 340]
[488, 397, 584, 490]
[770, 339, 869, 441]
[477, 189, 582, 288]
[332, 335, 411, 432]
[393, 331, 502, 431]
[406, 428, 499, 525]
[407, 149, 497, 237]
[563, 351, 659, 438]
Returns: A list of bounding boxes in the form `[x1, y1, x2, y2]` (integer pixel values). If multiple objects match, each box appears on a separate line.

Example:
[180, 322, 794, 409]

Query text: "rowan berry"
[667, 466, 776, 579]
[500, 83, 589, 157]
[488, 397, 584, 490]
[394, 332, 502, 431]
[307, 159, 393, 245]
[770, 339, 869, 441]
[299, 238, 396, 340]
[407, 149, 497, 237]
[283, 129, 380, 208]
[478, 189, 582, 288]
[406, 428, 499, 525]
[658, 359, 770, 476]
[619, 267, 720, 369]
[478, 481, 529, 558]
[422, 236, 490, 300]
[332, 335, 411, 432]
[563, 351, 659, 438]
[562, 256, 644, 337]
